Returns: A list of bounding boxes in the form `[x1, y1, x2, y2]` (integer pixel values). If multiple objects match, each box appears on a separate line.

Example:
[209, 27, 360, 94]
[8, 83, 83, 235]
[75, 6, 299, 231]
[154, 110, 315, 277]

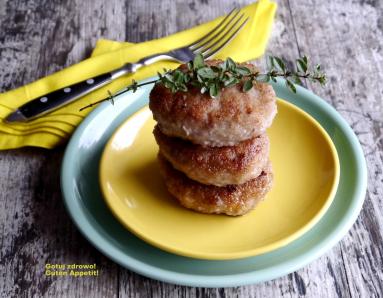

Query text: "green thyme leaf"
[173, 70, 183, 83]
[131, 79, 138, 92]
[193, 53, 204, 69]
[197, 67, 217, 79]
[236, 66, 252, 76]
[269, 56, 275, 68]
[243, 79, 253, 92]
[226, 57, 236, 70]
[219, 61, 227, 71]
[285, 79, 297, 93]
[292, 75, 303, 85]
[209, 83, 219, 97]
[224, 76, 240, 87]
[178, 84, 188, 92]
[164, 73, 174, 82]
[273, 56, 286, 72]
[318, 74, 327, 85]
[255, 74, 270, 83]
[296, 58, 307, 73]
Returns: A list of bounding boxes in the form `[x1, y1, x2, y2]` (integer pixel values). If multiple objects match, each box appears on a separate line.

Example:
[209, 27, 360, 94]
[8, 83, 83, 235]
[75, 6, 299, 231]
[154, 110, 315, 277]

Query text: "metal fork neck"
[139, 53, 175, 65]
[111, 53, 176, 80]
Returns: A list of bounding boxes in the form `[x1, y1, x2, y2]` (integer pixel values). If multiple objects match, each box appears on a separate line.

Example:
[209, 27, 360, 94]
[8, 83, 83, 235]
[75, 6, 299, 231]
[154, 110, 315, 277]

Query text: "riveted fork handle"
[11, 53, 174, 121]
[18, 72, 115, 119]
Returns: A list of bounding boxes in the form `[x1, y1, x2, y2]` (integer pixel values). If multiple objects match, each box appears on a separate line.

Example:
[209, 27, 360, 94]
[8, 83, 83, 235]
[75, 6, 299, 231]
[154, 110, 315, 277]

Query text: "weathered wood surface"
[0, 0, 382, 297]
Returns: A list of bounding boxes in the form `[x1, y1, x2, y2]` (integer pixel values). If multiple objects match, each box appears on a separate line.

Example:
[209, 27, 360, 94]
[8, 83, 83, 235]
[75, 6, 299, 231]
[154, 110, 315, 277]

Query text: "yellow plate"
[99, 99, 340, 260]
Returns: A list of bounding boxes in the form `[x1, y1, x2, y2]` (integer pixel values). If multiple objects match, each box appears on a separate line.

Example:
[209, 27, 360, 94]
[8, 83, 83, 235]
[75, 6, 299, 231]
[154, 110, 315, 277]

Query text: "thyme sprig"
[80, 54, 326, 111]
[265, 56, 326, 93]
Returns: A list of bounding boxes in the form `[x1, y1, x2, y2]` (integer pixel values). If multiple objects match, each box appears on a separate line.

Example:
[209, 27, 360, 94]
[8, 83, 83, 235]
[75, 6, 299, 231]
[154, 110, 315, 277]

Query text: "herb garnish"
[80, 54, 326, 111]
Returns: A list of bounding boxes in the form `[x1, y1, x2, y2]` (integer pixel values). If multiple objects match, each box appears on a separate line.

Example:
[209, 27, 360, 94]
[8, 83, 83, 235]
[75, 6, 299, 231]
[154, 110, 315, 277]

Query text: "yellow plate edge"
[99, 98, 340, 260]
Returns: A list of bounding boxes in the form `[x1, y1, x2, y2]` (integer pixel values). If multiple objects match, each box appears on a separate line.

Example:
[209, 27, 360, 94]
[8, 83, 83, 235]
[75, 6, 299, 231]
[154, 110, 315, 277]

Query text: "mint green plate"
[61, 79, 367, 287]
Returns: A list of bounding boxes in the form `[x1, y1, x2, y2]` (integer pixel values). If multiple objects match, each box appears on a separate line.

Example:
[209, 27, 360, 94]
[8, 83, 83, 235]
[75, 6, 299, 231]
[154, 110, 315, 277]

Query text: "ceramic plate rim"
[61, 78, 367, 287]
[98, 99, 340, 260]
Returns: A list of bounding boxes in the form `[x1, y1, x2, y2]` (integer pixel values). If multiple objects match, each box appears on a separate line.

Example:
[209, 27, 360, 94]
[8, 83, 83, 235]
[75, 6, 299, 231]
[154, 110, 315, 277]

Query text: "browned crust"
[158, 153, 273, 216]
[154, 125, 270, 186]
[149, 60, 277, 147]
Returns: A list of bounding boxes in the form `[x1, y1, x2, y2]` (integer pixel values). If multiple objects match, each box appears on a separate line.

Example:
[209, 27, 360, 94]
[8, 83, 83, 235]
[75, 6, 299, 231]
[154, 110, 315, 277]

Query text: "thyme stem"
[79, 54, 326, 111]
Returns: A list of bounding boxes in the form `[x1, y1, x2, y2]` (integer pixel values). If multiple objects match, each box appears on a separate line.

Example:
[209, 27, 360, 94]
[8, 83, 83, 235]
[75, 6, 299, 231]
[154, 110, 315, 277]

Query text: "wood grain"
[0, 0, 382, 297]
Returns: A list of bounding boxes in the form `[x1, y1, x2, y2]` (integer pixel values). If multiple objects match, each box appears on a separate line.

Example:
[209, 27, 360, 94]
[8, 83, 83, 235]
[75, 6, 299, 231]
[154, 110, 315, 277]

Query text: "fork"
[5, 9, 249, 122]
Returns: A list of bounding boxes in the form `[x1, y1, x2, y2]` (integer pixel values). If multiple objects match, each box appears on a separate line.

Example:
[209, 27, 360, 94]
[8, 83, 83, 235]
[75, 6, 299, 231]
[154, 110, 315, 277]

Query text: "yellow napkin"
[0, 0, 276, 150]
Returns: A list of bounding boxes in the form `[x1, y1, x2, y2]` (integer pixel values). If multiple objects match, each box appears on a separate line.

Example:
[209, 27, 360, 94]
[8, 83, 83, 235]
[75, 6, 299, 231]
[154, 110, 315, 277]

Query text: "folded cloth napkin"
[0, 0, 276, 150]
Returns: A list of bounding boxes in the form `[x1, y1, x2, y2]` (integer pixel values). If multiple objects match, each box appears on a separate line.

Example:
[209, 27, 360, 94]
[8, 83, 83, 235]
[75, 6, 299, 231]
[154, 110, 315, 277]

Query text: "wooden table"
[1, 0, 382, 296]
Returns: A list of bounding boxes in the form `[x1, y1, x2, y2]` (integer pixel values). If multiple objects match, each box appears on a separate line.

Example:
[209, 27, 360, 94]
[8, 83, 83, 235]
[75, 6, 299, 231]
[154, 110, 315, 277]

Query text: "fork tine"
[201, 17, 249, 60]
[187, 8, 239, 48]
[191, 10, 243, 51]
[195, 13, 245, 54]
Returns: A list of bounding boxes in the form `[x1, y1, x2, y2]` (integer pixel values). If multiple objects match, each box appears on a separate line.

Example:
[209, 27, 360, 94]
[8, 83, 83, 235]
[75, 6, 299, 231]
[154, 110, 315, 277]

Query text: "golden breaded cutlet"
[149, 60, 277, 147]
[154, 125, 270, 186]
[157, 153, 273, 216]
